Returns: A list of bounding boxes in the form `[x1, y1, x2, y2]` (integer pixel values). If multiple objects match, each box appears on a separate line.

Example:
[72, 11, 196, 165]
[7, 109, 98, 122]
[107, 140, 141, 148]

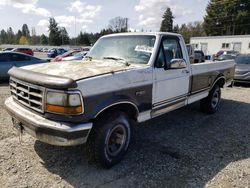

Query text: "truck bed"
[190, 60, 235, 94]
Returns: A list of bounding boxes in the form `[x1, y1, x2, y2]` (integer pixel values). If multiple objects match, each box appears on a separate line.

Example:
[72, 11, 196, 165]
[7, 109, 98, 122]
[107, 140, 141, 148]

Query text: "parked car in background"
[0, 52, 48, 81]
[62, 51, 88, 61]
[217, 54, 237, 61]
[47, 48, 67, 58]
[233, 54, 250, 83]
[12, 48, 34, 56]
[51, 50, 81, 62]
[2, 48, 14, 51]
[42, 48, 49, 52]
[215, 50, 239, 59]
[194, 50, 205, 63]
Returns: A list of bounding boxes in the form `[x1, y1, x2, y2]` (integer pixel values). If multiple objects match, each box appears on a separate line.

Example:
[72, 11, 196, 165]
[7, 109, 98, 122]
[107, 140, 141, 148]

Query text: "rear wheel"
[200, 85, 221, 114]
[85, 111, 131, 168]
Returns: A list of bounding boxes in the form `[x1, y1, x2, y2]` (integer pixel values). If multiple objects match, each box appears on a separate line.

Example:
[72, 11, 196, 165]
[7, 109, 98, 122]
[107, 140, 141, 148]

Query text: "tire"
[85, 111, 131, 168]
[200, 85, 221, 114]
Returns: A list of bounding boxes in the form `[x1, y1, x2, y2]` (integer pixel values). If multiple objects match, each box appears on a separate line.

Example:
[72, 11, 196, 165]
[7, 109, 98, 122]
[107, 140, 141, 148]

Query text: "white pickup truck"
[5, 32, 235, 168]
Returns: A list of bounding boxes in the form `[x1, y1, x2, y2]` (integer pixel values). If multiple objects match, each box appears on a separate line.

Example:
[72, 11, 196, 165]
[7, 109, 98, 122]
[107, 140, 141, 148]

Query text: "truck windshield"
[87, 35, 156, 64]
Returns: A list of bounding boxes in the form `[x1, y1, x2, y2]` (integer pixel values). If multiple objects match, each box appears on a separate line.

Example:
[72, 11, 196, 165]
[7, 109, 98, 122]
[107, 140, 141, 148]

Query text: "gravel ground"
[0, 83, 249, 188]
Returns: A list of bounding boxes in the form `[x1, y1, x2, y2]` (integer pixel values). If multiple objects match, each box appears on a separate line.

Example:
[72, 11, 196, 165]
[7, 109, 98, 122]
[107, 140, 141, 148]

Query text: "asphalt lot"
[0, 83, 249, 188]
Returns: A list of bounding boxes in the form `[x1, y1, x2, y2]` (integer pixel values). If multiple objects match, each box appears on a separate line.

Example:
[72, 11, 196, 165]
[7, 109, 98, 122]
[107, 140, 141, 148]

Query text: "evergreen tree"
[78, 32, 90, 46]
[173, 24, 179, 33]
[204, 0, 250, 35]
[0, 29, 7, 44]
[160, 7, 174, 32]
[59, 27, 70, 45]
[16, 30, 22, 44]
[7, 27, 15, 44]
[40, 34, 48, 45]
[48, 18, 61, 45]
[22, 24, 30, 38]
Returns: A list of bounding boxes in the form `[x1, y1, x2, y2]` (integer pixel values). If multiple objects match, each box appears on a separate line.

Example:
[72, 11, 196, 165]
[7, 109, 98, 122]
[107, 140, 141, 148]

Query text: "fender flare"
[210, 75, 226, 90]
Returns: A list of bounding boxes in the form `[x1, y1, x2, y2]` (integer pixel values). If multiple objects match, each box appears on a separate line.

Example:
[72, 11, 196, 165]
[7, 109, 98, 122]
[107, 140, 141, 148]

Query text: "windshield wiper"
[103, 56, 130, 66]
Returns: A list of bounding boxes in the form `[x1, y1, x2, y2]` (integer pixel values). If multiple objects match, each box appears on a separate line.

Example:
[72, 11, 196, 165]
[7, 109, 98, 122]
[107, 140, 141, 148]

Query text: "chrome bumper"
[4, 97, 92, 146]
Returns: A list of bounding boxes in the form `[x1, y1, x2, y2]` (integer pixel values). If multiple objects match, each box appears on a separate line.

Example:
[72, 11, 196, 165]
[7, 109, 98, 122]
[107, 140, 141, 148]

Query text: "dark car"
[234, 54, 250, 83]
[194, 50, 205, 63]
[0, 52, 48, 81]
[12, 48, 34, 56]
[47, 48, 67, 58]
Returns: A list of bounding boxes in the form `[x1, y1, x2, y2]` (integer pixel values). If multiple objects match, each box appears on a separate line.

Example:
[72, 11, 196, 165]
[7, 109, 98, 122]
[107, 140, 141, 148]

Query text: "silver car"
[0, 52, 48, 81]
[234, 54, 250, 83]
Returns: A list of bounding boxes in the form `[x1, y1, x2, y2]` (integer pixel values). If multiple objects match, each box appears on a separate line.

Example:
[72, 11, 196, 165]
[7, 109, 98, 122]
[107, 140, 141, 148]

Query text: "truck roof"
[102, 32, 182, 38]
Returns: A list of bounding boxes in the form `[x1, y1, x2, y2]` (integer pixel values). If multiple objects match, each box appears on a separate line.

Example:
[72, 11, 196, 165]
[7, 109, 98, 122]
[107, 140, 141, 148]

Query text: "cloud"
[0, 0, 51, 17]
[135, 0, 192, 29]
[37, 1, 102, 33]
[46, 1, 102, 30]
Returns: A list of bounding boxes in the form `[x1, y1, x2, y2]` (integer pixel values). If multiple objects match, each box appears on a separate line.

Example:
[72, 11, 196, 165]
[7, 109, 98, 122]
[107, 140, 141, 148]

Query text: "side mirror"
[169, 59, 187, 69]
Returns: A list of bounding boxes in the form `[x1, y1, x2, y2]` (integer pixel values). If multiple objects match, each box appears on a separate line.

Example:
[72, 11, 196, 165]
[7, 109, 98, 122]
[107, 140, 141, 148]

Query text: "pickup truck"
[5, 32, 235, 168]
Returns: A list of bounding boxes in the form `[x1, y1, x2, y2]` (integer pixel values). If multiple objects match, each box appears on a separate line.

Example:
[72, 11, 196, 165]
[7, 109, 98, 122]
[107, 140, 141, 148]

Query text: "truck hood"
[22, 60, 143, 81]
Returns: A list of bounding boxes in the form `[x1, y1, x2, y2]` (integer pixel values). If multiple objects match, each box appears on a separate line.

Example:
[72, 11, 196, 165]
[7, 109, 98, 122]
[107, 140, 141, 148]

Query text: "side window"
[0, 54, 9, 62]
[162, 38, 183, 64]
[155, 47, 165, 68]
[10, 54, 30, 61]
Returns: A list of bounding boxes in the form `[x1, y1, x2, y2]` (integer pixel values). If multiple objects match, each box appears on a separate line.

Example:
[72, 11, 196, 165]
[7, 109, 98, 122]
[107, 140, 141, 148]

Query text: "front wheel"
[200, 85, 221, 114]
[85, 111, 131, 168]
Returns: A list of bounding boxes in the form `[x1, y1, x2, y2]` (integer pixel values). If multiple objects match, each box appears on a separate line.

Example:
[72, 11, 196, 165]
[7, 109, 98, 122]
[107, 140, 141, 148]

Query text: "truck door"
[152, 36, 190, 112]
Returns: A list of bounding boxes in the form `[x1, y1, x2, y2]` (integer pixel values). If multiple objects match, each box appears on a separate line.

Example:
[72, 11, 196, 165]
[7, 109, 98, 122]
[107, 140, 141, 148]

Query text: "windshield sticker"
[135, 45, 153, 53]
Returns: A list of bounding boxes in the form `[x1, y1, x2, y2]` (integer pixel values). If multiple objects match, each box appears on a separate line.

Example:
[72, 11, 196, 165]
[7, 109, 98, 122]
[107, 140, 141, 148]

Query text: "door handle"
[182, 70, 190, 74]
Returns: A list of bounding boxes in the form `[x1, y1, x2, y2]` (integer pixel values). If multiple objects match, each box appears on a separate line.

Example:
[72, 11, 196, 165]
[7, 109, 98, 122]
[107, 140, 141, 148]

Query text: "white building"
[190, 35, 250, 55]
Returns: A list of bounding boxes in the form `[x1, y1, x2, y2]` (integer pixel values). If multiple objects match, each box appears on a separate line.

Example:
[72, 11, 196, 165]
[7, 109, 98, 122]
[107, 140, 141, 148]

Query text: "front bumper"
[4, 97, 92, 146]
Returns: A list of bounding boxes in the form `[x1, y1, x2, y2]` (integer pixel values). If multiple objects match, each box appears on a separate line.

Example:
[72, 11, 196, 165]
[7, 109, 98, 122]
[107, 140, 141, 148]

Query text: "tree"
[160, 7, 174, 32]
[78, 31, 90, 46]
[178, 22, 206, 43]
[40, 34, 48, 45]
[30, 27, 40, 45]
[59, 27, 70, 45]
[22, 24, 30, 38]
[7, 27, 15, 44]
[19, 36, 28, 45]
[48, 18, 61, 45]
[204, 0, 250, 35]
[0, 29, 7, 44]
[173, 24, 179, 33]
[108, 17, 129, 32]
[15, 30, 22, 44]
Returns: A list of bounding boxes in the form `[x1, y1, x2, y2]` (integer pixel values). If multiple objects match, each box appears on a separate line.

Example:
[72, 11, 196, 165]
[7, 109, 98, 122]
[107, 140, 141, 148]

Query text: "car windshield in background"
[235, 55, 250, 64]
[87, 35, 156, 64]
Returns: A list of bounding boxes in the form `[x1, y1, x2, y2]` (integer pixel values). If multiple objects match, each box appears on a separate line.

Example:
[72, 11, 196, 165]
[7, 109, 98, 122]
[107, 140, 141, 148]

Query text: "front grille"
[10, 78, 45, 113]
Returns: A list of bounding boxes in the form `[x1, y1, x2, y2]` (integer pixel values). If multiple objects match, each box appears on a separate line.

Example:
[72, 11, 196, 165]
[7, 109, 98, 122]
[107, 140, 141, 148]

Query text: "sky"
[0, 0, 209, 37]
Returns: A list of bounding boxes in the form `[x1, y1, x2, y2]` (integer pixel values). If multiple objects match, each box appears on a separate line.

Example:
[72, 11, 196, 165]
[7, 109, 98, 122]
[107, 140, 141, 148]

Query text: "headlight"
[46, 91, 83, 115]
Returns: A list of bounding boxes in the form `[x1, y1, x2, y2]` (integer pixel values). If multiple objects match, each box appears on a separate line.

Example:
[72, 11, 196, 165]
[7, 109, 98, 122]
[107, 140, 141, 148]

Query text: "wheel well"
[95, 103, 139, 121]
[214, 76, 226, 88]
